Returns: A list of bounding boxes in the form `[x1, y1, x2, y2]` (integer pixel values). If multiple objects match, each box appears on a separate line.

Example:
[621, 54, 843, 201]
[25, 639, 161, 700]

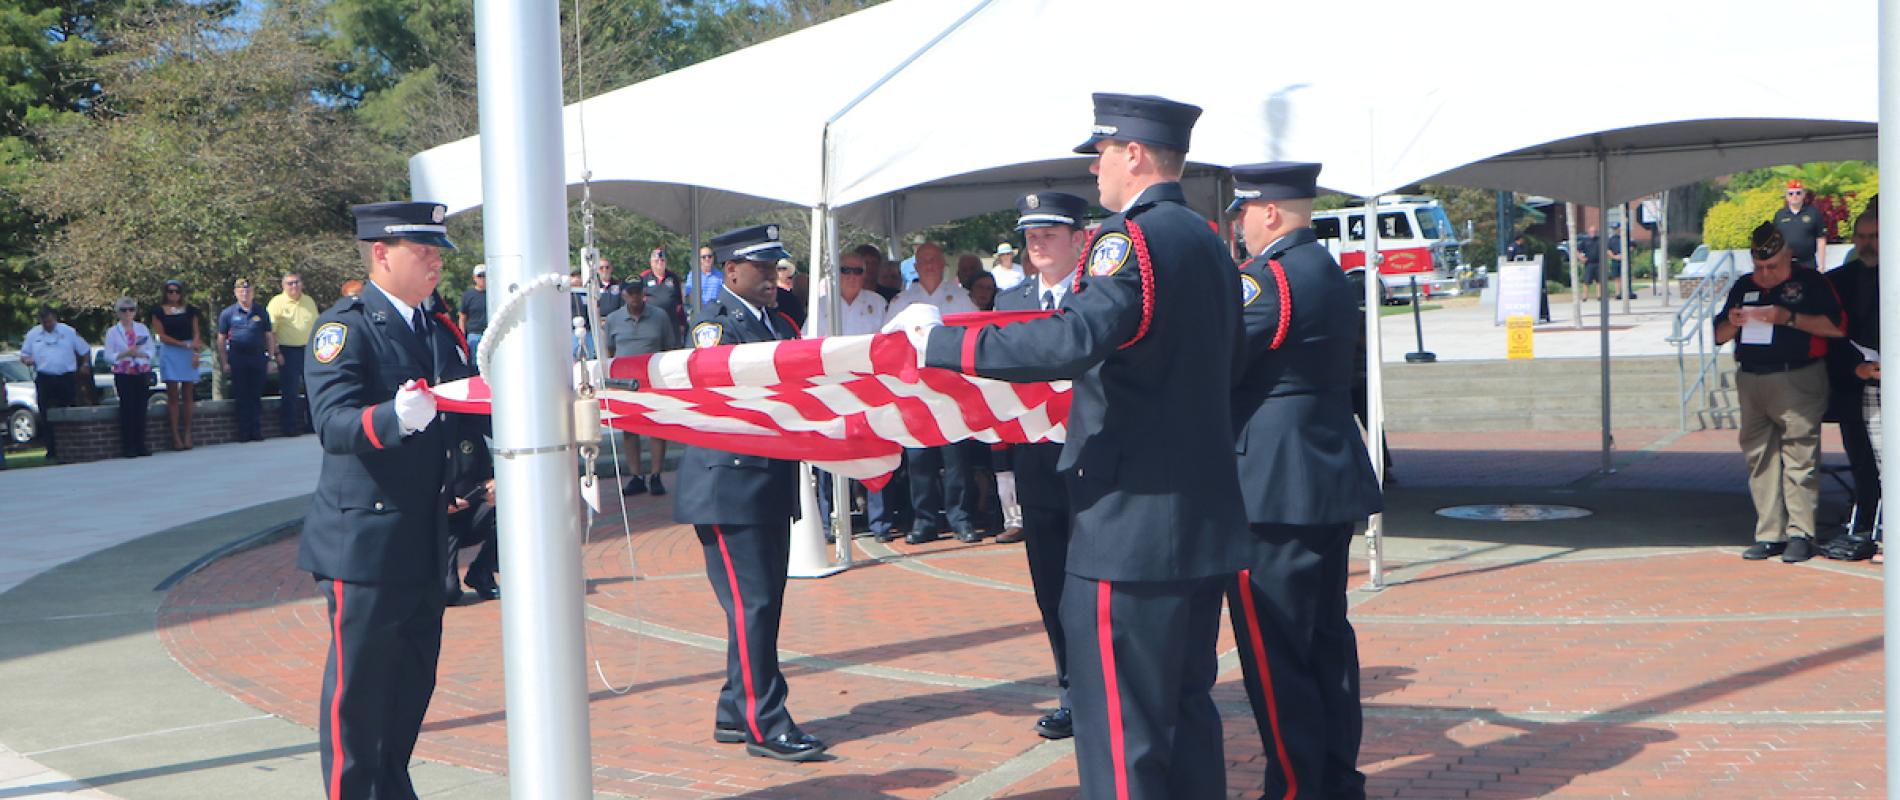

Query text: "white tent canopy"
[413, 0, 1875, 228]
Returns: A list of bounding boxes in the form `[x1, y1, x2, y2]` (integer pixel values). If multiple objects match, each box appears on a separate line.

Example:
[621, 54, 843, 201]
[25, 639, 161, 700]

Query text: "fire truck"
[1311, 196, 1465, 303]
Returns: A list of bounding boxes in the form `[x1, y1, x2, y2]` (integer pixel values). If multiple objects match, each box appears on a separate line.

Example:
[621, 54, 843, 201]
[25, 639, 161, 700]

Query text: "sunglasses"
[165, 288, 182, 294]
[117, 307, 136, 312]
[283, 279, 301, 285]
[840, 267, 866, 275]
[700, 253, 714, 259]
[1787, 190, 1804, 196]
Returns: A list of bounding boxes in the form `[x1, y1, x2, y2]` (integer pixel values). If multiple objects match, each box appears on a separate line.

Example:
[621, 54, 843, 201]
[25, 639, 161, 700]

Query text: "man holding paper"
[1714, 221, 1845, 563]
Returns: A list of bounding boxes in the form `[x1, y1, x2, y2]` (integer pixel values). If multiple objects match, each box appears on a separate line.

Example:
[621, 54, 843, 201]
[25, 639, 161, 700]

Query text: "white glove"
[881, 303, 944, 367]
[394, 379, 438, 434]
[995, 470, 1017, 510]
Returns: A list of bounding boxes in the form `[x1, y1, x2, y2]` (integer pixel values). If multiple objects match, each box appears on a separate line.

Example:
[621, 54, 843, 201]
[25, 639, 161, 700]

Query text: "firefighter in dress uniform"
[888, 93, 1252, 799]
[674, 223, 828, 762]
[298, 201, 488, 799]
[990, 191, 1095, 741]
[1226, 162, 1384, 800]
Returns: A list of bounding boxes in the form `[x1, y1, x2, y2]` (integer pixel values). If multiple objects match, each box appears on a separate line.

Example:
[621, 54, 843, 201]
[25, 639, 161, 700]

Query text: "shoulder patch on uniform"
[1240, 274, 1262, 306]
[1089, 233, 1132, 277]
[692, 322, 722, 349]
[312, 322, 347, 363]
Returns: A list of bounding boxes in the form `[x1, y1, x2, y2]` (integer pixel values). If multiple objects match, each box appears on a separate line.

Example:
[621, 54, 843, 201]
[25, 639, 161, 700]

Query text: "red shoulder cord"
[1265, 259, 1291, 350]
[1070, 220, 1157, 350]
[432, 311, 470, 358]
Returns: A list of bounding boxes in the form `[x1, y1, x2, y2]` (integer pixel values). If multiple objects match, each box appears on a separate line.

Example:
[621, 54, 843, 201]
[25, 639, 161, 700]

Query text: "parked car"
[2, 354, 39, 446]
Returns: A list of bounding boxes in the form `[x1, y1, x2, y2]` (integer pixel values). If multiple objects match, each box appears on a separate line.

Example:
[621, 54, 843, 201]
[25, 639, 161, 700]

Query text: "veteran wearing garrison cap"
[673, 223, 829, 762]
[298, 200, 489, 799]
[888, 92, 1250, 799]
[1225, 161, 1383, 800]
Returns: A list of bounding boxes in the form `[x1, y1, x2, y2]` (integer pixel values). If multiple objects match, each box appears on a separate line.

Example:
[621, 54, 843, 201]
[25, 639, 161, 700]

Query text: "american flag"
[427, 311, 1069, 487]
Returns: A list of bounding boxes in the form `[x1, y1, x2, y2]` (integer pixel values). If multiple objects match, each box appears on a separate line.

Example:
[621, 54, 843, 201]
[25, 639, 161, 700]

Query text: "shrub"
[1703, 185, 1785, 249]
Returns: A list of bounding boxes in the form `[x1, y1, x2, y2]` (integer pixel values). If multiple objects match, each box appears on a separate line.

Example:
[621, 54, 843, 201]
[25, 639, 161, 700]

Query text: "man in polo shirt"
[18, 306, 91, 460]
[268, 272, 319, 434]
[885, 241, 981, 544]
[1774, 180, 1829, 270]
[604, 281, 680, 496]
[1714, 221, 1845, 563]
[217, 278, 280, 442]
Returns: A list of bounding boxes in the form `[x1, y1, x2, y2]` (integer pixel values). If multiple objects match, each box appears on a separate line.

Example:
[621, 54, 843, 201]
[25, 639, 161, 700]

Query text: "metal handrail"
[1668, 251, 1740, 430]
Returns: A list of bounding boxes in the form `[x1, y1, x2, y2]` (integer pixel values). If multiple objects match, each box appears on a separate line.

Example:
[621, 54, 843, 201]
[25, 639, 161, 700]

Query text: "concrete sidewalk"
[1382, 287, 1693, 363]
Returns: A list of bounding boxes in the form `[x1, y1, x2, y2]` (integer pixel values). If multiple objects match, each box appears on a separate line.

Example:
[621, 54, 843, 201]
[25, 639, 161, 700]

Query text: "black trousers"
[1022, 505, 1072, 706]
[696, 522, 797, 741]
[1832, 386, 1882, 532]
[1228, 523, 1364, 800]
[316, 577, 445, 800]
[1062, 573, 1227, 800]
[866, 462, 911, 536]
[33, 372, 77, 458]
[446, 503, 498, 598]
[906, 445, 975, 532]
[230, 355, 267, 440]
[114, 373, 151, 456]
[279, 346, 308, 435]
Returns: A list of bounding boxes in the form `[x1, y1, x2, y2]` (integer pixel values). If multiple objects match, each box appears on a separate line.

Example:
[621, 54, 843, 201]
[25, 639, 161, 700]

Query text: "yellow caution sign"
[1506, 314, 1534, 360]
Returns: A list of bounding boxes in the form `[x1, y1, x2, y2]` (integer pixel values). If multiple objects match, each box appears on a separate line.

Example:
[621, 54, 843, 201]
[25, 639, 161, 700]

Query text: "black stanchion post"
[1405, 275, 1436, 364]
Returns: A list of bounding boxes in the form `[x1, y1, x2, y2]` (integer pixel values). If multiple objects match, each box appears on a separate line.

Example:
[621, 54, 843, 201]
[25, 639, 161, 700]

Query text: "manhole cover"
[1435, 504, 1593, 522]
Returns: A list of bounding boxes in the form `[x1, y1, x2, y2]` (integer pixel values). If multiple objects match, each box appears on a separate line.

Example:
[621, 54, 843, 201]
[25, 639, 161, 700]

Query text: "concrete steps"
[1382, 356, 1697, 432]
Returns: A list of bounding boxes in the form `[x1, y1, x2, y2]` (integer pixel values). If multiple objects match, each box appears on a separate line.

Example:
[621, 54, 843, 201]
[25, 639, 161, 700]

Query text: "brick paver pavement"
[146, 427, 1885, 797]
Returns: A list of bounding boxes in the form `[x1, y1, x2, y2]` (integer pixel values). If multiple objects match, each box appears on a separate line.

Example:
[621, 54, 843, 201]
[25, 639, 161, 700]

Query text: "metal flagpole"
[823, 204, 852, 564]
[473, 0, 593, 792]
[1362, 192, 1386, 591]
[1877, 2, 1898, 794]
[1597, 149, 1614, 474]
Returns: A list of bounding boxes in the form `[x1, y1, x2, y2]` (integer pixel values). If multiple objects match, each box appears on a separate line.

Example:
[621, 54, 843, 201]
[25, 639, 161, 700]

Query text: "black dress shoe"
[712, 725, 746, 744]
[1035, 707, 1073, 740]
[1742, 541, 1787, 560]
[954, 527, 983, 544]
[994, 526, 1026, 544]
[622, 475, 648, 496]
[647, 473, 666, 496]
[905, 529, 941, 545]
[1782, 536, 1815, 563]
[874, 529, 899, 543]
[746, 731, 827, 762]
[466, 580, 500, 601]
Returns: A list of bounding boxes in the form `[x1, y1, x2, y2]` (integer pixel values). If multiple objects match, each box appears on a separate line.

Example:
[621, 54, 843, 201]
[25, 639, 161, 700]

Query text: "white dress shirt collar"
[370, 281, 419, 330]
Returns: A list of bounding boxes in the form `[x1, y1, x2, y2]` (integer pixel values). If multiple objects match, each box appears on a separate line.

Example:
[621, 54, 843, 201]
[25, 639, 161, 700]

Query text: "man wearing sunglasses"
[1774, 179, 1829, 270]
[803, 248, 895, 542]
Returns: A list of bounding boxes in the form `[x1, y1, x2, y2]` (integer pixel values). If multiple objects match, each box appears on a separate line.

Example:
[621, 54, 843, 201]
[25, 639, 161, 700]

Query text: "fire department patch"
[1089, 233, 1132, 277]
[692, 322, 723, 349]
[1240, 274, 1262, 306]
[312, 322, 347, 364]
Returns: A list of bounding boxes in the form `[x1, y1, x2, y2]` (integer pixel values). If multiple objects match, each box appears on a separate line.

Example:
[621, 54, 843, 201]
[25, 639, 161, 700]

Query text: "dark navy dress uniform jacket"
[1232, 228, 1383, 525]
[672, 287, 800, 525]
[925, 182, 1251, 582]
[298, 287, 483, 586]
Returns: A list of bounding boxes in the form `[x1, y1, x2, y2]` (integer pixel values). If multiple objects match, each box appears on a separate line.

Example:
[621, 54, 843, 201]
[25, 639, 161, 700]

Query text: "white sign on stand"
[1494, 257, 1543, 325]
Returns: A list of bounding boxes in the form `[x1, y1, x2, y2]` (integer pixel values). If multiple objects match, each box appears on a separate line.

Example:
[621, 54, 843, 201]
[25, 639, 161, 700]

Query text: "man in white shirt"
[991, 243, 1027, 291]
[805, 248, 897, 541]
[885, 242, 983, 544]
[19, 306, 91, 460]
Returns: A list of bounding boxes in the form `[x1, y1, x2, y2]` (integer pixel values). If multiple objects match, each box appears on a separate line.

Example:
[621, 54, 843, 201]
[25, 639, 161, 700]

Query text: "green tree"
[22, 3, 382, 316]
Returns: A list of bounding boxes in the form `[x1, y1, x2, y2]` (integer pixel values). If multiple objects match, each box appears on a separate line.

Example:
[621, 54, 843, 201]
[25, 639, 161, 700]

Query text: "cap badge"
[1091, 124, 1119, 137]
[432, 205, 446, 224]
[765, 225, 780, 241]
[1089, 233, 1132, 277]
[313, 322, 348, 364]
[1026, 195, 1040, 210]
[692, 322, 722, 349]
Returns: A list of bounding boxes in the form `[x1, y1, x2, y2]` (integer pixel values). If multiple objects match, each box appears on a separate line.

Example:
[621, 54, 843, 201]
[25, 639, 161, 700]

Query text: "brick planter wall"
[48, 397, 289, 464]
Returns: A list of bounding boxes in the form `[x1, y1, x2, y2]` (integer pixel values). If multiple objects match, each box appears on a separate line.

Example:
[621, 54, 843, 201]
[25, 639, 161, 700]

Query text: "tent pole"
[1877, 2, 1898, 795]
[473, 0, 594, 791]
[1361, 191, 1386, 592]
[885, 197, 901, 266]
[1597, 150, 1614, 474]
[1567, 202, 1582, 329]
[1658, 191, 1671, 307]
[690, 187, 702, 319]
[1620, 202, 1632, 316]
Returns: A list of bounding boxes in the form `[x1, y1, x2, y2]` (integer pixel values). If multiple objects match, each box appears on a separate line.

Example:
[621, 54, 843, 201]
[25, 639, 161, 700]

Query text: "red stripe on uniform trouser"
[713, 525, 764, 742]
[328, 580, 347, 800]
[1097, 580, 1130, 800]
[1236, 569, 1298, 799]
[361, 406, 384, 449]
[1266, 260, 1292, 351]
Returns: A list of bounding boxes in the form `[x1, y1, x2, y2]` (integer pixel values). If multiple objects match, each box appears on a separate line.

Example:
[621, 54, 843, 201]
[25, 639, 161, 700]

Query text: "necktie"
[1042, 290, 1056, 312]
[760, 312, 779, 341]
[410, 307, 427, 334]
